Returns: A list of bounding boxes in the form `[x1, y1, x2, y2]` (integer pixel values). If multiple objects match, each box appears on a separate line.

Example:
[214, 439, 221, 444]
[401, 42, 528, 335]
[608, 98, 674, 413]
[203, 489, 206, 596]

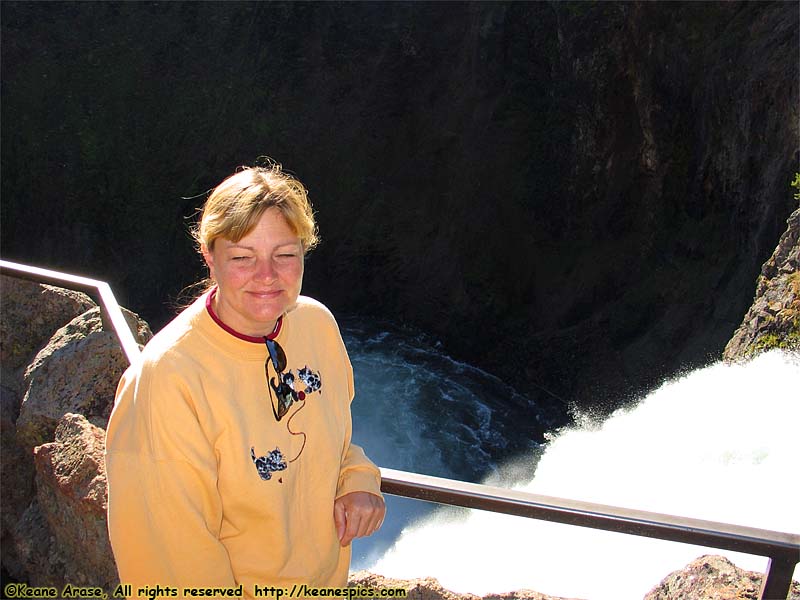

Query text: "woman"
[105, 163, 385, 595]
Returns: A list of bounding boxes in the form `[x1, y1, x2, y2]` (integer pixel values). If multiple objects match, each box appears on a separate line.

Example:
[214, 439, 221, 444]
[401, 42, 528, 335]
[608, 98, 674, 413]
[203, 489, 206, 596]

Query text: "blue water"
[342, 318, 568, 569]
[344, 319, 800, 599]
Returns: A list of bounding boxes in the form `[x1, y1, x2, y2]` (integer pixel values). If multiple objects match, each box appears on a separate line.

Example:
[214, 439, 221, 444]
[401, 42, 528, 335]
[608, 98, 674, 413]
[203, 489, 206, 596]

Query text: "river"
[344, 320, 800, 599]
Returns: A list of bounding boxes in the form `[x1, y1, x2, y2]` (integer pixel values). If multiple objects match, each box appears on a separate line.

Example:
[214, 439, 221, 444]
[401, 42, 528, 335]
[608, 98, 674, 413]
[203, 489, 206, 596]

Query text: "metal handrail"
[2, 260, 798, 600]
[0, 259, 141, 365]
[380, 468, 800, 599]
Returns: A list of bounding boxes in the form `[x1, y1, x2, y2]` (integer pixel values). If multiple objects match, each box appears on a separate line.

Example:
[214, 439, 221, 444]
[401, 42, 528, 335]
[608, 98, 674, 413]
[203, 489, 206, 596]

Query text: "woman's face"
[203, 208, 304, 336]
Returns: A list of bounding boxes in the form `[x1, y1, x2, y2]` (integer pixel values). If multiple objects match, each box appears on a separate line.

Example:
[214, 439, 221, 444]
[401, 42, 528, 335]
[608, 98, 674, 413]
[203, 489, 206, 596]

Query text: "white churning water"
[353, 343, 799, 600]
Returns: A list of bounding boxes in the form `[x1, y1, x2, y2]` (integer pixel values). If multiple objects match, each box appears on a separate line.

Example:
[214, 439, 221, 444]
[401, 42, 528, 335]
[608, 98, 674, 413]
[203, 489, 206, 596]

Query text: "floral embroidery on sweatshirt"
[252, 365, 323, 482]
[250, 447, 287, 481]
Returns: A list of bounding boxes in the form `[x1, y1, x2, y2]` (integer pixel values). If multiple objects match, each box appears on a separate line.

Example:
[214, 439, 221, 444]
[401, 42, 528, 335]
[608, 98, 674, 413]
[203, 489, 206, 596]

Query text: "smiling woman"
[193, 164, 318, 336]
[203, 208, 305, 336]
[105, 162, 385, 597]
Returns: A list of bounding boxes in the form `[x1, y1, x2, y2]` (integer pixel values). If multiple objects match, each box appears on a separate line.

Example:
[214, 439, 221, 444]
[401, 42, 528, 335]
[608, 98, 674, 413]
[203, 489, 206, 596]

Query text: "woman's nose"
[254, 258, 277, 281]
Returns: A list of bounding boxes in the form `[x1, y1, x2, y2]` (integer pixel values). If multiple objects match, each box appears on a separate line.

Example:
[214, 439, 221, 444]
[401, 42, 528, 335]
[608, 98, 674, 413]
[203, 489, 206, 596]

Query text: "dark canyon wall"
[2, 1, 798, 411]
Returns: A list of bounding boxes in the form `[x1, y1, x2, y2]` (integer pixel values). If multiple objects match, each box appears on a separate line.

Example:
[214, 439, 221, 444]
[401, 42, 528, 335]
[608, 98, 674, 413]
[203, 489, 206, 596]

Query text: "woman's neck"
[205, 288, 281, 342]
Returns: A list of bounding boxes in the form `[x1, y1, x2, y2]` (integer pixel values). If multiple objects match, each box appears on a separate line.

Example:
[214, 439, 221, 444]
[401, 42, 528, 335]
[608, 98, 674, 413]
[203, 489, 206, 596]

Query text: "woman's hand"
[333, 491, 386, 547]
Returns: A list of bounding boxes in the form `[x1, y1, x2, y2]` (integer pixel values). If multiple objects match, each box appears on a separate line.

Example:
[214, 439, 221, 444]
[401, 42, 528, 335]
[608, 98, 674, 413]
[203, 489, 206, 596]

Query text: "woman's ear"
[201, 243, 216, 279]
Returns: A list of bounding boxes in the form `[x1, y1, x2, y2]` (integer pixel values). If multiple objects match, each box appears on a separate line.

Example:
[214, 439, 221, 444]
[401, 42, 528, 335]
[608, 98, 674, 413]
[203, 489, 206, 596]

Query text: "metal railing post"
[760, 557, 798, 600]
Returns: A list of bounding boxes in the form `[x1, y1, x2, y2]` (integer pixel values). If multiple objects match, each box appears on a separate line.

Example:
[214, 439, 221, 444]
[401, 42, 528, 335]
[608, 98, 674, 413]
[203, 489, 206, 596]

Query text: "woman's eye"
[232, 256, 252, 261]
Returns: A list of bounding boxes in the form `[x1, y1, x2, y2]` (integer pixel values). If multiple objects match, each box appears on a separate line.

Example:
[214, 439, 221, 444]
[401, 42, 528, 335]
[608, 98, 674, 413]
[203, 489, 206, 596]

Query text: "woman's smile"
[203, 208, 304, 336]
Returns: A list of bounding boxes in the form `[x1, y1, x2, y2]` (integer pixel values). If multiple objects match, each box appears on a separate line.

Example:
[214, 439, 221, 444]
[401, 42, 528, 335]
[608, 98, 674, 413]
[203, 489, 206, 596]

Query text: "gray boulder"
[16, 305, 151, 451]
[0, 275, 95, 397]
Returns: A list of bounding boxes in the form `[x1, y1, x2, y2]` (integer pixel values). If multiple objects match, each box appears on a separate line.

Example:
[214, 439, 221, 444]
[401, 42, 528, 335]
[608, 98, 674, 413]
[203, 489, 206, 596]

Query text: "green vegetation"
[747, 328, 800, 356]
[743, 175, 800, 358]
[789, 271, 800, 295]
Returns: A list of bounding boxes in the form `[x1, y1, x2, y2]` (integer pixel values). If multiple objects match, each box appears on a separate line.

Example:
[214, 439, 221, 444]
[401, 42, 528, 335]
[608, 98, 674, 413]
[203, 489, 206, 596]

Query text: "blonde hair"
[193, 162, 319, 253]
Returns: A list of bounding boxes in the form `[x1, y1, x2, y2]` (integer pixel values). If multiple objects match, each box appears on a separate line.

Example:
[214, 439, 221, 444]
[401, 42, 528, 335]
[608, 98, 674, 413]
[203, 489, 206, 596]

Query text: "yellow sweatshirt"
[105, 291, 382, 596]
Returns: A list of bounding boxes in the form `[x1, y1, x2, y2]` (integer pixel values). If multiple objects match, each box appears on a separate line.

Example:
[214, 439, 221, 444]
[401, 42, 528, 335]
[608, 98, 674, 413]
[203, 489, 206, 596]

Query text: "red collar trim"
[206, 288, 282, 342]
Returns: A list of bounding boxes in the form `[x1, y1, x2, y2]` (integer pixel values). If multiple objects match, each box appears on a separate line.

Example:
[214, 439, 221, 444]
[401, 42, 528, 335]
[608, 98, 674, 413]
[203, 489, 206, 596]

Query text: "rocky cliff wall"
[2, 2, 797, 411]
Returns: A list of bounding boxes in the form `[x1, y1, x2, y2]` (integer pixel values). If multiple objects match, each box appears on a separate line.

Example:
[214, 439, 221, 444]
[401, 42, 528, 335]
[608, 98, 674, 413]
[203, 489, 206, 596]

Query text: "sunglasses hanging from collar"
[264, 337, 307, 422]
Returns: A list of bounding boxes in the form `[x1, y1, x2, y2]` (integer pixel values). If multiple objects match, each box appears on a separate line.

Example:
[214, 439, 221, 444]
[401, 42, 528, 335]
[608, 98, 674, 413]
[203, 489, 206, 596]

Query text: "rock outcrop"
[644, 554, 800, 600]
[0, 277, 96, 582]
[1, 277, 151, 586]
[0, 276, 95, 396]
[724, 208, 800, 361]
[16, 305, 152, 451]
[351, 556, 800, 600]
[31, 413, 118, 590]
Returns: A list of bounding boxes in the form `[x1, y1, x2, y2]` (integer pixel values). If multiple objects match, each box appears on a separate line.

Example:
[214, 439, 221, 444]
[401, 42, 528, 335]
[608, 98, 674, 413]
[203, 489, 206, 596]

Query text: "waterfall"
[344, 320, 799, 599]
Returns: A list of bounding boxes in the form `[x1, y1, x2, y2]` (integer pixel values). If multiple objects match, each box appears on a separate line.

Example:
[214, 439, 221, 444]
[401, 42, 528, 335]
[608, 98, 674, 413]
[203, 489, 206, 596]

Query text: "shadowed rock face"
[1, 2, 798, 413]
